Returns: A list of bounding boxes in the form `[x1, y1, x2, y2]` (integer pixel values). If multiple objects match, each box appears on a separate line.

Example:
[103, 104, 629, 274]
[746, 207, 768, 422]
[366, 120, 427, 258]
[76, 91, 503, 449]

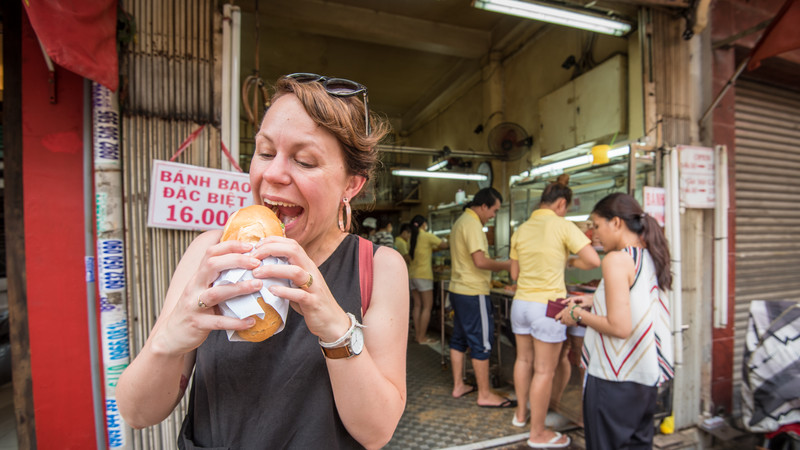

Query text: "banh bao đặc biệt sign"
[147, 160, 253, 231]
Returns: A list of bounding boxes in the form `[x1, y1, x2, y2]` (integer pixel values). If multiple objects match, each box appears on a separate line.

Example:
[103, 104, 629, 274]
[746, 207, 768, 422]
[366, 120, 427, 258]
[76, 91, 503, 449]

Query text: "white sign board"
[147, 160, 253, 231]
[678, 145, 715, 209]
[643, 186, 666, 227]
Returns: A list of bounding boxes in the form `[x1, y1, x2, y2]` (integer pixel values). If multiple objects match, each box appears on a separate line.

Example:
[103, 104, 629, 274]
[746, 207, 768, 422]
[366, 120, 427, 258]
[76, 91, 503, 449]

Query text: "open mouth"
[263, 198, 304, 228]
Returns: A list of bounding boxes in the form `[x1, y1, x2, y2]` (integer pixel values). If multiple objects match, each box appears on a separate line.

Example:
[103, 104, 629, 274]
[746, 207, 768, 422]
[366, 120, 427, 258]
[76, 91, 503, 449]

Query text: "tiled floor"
[386, 339, 583, 449]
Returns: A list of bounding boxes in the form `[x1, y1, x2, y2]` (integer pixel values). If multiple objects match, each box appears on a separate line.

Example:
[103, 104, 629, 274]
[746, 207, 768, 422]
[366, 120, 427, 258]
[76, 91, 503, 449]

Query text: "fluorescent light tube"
[524, 144, 631, 179]
[427, 160, 449, 171]
[529, 155, 593, 177]
[472, 0, 632, 36]
[392, 169, 489, 181]
[566, 214, 590, 222]
[607, 145, 629, 158]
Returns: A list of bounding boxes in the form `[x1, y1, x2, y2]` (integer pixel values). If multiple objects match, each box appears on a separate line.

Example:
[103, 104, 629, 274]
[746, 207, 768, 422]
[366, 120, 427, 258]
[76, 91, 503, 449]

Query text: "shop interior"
[2, 0, 670, 447]
[221, 0, 659, 447]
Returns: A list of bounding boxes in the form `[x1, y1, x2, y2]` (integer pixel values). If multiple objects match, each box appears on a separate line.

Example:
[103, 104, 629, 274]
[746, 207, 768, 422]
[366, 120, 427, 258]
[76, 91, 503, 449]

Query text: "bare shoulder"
[373, 245, 406, 270]
[365, 246, 409, 322]
[601, 250, 633, 267]
[601, 250, 636, 286]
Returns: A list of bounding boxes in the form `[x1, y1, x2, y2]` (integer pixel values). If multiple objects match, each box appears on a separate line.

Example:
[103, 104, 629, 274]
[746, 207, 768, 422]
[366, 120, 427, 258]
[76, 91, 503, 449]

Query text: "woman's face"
[250, 94, 364, 249]
[589, 213, 615, 252]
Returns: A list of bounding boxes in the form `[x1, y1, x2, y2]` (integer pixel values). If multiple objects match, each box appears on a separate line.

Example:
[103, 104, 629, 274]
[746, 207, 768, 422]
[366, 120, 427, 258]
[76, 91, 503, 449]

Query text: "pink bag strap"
[357, 236, 374, 315]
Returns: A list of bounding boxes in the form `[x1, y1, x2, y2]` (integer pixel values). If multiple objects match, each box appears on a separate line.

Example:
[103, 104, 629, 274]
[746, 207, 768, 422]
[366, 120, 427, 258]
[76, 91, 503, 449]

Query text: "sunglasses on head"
[284, 73, 371, 136]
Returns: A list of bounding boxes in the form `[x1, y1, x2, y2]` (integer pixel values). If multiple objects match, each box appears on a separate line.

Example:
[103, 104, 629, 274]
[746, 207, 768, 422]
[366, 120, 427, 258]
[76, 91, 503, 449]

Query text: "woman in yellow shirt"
[408, 214, 447, 344]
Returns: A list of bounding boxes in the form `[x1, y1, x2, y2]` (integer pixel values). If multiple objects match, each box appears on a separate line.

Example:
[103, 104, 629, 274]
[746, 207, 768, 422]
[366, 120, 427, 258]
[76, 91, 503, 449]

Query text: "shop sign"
[643, 186, 666, 227]
[147, 160, 253, 231]
[678, 145, 715, 209]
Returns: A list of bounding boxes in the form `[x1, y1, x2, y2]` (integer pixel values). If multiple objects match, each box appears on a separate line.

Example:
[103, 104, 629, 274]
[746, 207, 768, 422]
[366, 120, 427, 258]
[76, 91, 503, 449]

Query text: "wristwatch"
[319, 313, 364, 359]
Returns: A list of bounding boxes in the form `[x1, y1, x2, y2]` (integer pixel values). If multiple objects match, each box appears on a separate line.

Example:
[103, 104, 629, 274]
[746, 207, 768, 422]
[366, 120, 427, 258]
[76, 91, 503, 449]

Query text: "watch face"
[350, 326, 364, 356]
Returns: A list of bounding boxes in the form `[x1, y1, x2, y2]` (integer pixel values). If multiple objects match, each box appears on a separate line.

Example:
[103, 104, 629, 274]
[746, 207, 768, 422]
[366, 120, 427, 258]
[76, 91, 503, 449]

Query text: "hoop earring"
[338, 197, 352, 233]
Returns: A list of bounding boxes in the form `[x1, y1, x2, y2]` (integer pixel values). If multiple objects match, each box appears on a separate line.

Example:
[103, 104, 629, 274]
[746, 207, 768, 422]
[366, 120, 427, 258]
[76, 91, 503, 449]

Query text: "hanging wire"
[242, 0, 270, 128]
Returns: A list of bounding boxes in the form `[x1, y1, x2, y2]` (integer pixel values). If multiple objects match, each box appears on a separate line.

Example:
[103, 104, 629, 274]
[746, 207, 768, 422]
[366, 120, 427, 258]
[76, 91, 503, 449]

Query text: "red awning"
[747, 0, 800, 71]
[24, 0, 119, 91]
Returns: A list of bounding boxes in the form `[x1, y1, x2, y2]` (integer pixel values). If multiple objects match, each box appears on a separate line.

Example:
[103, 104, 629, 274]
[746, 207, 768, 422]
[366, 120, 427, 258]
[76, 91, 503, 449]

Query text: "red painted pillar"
[709, 2, 737, 409]
[21, 9, 98, 449]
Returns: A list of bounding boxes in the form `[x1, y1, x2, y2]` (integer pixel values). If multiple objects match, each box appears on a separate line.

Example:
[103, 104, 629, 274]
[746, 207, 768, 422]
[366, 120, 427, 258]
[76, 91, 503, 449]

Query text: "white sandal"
[526, 431, 570, 448]
[511, 413, 528, 427]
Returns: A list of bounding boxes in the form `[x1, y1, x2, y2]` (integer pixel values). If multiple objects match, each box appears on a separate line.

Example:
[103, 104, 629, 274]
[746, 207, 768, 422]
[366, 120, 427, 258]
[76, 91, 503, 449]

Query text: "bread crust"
[220, 205, 285, 342]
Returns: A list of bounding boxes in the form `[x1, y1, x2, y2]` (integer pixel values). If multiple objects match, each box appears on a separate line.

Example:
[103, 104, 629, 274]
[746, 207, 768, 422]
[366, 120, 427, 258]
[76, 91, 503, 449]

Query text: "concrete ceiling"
[234, 0, 642, 137]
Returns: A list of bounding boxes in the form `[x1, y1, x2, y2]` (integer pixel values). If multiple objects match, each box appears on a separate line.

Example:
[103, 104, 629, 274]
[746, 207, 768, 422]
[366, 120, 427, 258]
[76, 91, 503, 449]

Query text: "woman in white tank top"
[557, 193, 674, 450]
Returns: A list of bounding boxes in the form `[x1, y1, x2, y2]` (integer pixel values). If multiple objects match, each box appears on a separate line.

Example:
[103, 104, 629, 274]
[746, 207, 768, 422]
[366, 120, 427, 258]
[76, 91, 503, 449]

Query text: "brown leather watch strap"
[321, 345, 352, 359]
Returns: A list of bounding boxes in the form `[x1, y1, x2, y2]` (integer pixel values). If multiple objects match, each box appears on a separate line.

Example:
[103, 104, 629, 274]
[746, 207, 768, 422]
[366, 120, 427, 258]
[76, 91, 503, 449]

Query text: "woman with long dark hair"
[408, 214, 447, 344]
[558, 192, 674, 449]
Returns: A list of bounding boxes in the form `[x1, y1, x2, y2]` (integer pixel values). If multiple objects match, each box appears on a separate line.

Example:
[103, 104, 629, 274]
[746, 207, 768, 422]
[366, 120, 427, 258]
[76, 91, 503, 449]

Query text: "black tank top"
[179, 235, 373, 449]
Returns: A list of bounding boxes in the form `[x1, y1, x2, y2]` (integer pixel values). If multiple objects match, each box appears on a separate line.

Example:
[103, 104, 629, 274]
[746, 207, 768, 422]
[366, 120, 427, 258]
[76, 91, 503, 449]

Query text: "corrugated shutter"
[118, 0, 218, 448]
[733, 79, 800, 412]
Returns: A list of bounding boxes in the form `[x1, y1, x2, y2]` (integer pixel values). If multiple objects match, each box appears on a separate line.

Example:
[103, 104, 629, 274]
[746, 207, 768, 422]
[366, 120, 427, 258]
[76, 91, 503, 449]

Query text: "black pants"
[583, 375, 658, 450]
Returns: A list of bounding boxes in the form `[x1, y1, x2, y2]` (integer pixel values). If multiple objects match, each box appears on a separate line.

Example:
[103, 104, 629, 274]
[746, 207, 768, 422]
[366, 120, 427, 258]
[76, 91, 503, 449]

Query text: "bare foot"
[477, 392, 517, 407]
[527, 429, 569, 447]
[452, 384, 477, 398]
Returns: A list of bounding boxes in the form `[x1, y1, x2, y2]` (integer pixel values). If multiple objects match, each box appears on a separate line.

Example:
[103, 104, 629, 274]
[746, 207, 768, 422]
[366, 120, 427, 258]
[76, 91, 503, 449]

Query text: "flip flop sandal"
[454, 385, 477, 398]
[526, 431, 570, 448]
[478, 398, 517, 408]
[511, 413, 529, 427]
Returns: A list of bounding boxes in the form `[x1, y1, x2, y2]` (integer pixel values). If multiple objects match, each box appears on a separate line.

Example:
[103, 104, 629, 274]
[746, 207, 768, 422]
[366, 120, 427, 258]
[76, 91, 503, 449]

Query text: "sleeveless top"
[179, 234, 375, 449]
[581, 247, 674, 387]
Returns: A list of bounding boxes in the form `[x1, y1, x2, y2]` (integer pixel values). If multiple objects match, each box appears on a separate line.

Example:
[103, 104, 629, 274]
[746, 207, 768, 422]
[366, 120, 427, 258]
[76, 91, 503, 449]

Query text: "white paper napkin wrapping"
[212, 255, 290, 342]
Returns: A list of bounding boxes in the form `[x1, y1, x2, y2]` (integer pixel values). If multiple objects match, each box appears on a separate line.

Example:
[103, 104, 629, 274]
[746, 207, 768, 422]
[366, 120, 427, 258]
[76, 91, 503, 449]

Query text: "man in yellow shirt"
[448, 187, 514, 408]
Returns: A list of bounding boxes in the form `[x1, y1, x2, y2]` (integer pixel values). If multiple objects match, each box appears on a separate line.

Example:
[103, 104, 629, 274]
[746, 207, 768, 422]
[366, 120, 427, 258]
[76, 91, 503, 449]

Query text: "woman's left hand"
[556, 300, 579, 326]
[249, 235, 351, 342]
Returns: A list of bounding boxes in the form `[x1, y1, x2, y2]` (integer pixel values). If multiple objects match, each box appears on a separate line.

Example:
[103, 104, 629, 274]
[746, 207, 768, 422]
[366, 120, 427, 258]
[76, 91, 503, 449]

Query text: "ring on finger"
[300, 272, 313, 290]
[198, 298, 209, 309]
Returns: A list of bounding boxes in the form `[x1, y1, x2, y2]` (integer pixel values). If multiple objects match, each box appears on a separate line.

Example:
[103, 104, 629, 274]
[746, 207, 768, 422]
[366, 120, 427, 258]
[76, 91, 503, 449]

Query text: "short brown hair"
[270, 76, 391, 183]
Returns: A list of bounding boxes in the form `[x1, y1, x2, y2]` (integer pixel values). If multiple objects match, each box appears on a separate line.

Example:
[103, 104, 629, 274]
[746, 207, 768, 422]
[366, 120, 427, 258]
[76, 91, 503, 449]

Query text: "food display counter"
[490, 287, 517, 386]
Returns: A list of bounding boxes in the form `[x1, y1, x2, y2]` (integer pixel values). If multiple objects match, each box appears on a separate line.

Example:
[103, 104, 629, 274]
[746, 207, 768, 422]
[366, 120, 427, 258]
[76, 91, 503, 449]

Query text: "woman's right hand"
[569, 293, 594, 309]
[149, 234, 266, 357]
[118, 231, 270, 428]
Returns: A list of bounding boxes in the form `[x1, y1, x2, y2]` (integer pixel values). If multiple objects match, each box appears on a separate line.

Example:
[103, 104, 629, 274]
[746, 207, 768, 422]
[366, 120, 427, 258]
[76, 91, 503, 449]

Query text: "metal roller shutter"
[119, 0, 217, 447]
[733, 79, 800, 412]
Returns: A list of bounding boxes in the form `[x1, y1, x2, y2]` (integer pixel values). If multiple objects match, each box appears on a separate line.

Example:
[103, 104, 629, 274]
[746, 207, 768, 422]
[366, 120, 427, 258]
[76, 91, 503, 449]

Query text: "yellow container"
[660, 414, 675, 434]
[591, 145, 610, 165]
